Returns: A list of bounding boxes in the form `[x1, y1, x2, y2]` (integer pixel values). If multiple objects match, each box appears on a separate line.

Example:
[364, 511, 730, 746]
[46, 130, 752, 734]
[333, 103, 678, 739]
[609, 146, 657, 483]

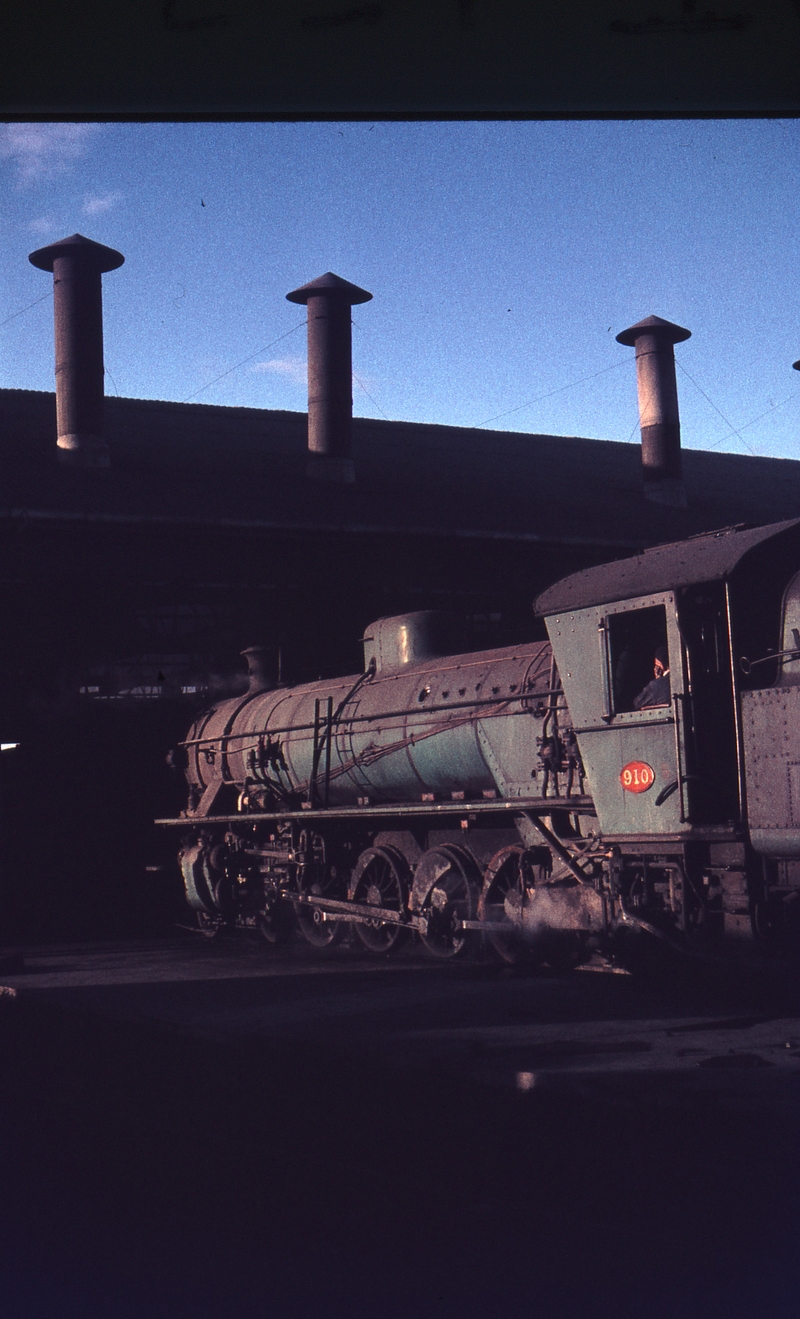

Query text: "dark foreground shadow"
[0, 986, 798, 1319]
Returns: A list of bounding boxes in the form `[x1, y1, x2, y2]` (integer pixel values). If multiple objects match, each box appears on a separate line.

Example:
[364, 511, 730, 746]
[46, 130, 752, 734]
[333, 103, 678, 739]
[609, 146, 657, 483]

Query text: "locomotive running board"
[155, 795, 594, 827]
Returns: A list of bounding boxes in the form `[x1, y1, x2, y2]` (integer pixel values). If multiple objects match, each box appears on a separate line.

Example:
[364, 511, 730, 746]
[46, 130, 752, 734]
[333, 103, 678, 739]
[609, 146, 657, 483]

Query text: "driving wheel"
[195, 911, 224, 940]
[350, 846, 409, 953]
[294, 831, 344, 949]
[415, 845, 479, 959]
[295, 879, 344, 948]
[259, 893, 293, 945]
[479, 845, 532, 965]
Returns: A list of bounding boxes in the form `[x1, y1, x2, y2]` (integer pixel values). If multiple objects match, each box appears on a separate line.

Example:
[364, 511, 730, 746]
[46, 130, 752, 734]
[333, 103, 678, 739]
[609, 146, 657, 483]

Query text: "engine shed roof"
[3, 389, 800, 555]
[534, 518, 800, 615]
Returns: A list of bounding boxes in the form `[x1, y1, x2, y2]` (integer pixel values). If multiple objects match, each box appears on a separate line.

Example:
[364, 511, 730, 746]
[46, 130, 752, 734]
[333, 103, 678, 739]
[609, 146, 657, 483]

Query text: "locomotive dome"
[362, 611, 464, 672]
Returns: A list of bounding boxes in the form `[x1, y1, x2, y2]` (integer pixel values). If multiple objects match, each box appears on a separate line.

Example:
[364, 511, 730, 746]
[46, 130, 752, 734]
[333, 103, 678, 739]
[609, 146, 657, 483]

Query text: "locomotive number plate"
[620, 761, 655, 793]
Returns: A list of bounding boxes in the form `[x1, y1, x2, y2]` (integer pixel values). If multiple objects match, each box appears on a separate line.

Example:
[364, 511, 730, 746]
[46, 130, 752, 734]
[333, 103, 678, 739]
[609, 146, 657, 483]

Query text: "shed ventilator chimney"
[29, 233, 124, 468]
[616, 314, 691, 508]
[286, 272, 372, 484]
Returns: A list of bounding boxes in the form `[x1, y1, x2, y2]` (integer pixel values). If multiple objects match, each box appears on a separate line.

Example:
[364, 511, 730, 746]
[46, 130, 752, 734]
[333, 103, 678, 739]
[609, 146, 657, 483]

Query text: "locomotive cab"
[536, 583, 740, 840]
[742, 562, 800, 858]
[543, 590, 689, 837]
[536, 518, 800, 845]
[533, 518, 800, 956]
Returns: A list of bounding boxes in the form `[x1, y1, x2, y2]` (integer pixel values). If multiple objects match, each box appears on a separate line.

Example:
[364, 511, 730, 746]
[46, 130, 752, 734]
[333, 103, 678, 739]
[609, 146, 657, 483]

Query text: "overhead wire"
[704, 387, 800, 450]
[350, 315, 390, 419]
[675, 359, 756, 456]
[624, 412, 642, 443]
[352, 370, 389, 420]
[614, 351, 797, 455]
[181, 317, 308, 403]
[349, 321, 797, 456]
[471, 358, 629, 430]
[354, 312, 634, 434]
[0, 289, 52, 330]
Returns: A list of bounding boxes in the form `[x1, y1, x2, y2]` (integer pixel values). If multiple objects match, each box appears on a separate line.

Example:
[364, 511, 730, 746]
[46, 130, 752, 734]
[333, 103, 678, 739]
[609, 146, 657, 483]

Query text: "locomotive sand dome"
[158, 519, 800, 966]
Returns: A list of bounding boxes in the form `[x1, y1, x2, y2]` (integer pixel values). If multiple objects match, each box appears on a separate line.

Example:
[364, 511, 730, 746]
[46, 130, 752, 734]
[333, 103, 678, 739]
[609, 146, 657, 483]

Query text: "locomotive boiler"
[158, 516, 800, 967]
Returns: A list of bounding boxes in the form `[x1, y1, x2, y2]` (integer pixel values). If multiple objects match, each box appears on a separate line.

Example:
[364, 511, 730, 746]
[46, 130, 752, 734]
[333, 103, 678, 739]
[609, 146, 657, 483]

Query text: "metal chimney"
[616, 314, 691, 507]
[240, 646, 274, 693]
[286, 272, 372, 484]
[29, 233, 124, 468]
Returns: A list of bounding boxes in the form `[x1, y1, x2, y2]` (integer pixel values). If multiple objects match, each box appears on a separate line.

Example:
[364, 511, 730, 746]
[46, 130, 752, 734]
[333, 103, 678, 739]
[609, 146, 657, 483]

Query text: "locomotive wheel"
[259, 896, 293, 945]
[295, 880, 344, 949]
[195, 911, 224, 940]
[350, 846, 409, 954]
[479, 846, 534, 965]
[415, 845, 479, 959]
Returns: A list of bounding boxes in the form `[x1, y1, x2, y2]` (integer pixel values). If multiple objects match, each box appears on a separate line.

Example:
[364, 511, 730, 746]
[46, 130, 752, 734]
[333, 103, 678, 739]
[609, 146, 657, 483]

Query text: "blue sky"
[2, 120, 800, 458]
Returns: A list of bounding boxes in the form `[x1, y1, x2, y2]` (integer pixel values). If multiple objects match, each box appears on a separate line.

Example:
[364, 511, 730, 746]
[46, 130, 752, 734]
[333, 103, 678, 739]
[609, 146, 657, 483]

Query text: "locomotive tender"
[159, 517, 800, 966]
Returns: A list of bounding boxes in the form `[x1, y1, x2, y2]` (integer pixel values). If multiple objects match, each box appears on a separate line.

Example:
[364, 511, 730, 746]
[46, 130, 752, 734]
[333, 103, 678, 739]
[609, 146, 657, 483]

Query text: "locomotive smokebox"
[616, 314, 691, 507]
[29, 233, 124, 468]
[286, 272, 372, 484]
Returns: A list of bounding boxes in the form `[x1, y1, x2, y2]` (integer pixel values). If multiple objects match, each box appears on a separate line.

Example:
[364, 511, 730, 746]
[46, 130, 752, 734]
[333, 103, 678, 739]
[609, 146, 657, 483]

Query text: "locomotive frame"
[157, 517, 800, 969]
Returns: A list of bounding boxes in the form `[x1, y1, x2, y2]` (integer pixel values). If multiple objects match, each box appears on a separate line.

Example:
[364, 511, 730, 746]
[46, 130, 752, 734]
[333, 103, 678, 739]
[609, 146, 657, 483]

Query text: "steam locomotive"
[158, 516, 800, 967]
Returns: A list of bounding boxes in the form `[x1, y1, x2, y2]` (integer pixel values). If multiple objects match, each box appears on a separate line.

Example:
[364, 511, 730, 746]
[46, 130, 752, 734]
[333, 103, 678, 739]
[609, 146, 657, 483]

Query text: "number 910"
[620, 761, 654, 793]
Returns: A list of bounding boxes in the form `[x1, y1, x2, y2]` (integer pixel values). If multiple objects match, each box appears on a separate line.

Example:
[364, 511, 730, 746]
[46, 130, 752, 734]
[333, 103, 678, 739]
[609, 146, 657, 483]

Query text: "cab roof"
[534, 518, 800, 616]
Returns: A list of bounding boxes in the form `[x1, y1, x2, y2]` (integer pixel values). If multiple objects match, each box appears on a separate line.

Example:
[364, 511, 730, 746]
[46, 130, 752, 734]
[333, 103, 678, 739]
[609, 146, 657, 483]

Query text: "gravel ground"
[0, 934, 798, 1318]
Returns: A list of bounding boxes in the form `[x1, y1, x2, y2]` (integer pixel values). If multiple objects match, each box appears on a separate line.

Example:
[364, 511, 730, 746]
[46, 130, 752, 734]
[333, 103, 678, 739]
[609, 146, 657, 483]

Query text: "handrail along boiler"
[157, 519, 800, 964]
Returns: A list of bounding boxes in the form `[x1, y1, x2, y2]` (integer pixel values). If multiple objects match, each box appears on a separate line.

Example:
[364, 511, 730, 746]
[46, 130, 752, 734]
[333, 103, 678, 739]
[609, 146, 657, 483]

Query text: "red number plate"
[620, 761, 655, 793]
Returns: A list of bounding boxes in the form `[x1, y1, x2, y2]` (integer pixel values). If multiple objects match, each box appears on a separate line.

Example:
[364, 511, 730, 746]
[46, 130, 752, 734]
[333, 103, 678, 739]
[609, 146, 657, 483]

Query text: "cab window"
[607, 605, 669, 714]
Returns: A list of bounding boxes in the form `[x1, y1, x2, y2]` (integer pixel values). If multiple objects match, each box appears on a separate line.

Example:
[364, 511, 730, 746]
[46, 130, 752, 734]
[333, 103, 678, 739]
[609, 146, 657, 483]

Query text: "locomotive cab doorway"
[675, 583, 740, 826]
[596, 594, 686, 832]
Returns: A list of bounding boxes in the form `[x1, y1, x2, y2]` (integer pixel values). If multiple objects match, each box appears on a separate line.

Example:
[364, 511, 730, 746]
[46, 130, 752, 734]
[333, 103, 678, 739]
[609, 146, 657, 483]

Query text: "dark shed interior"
[3, 386, 800, 938]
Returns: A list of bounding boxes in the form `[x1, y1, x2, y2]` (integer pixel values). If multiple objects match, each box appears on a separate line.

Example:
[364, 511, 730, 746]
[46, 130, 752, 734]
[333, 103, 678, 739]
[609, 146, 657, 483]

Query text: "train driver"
[633, 646, 671, 710]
